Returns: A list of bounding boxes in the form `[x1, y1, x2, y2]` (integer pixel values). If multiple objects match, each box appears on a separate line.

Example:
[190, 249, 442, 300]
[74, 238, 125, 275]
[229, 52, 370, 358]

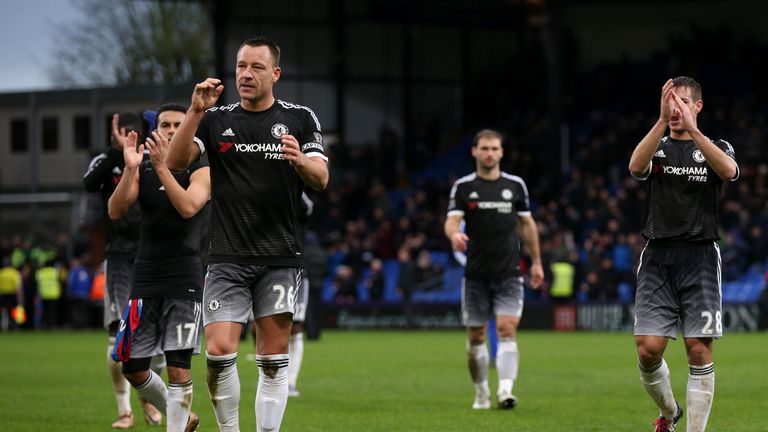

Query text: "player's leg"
[683, 338, 714, 432]
[166, 352, 197, 432]
[253, 313, 292, 432]
[251, 266, 299, 432]
[123, 358, 166, 418]
[635, 335, 680, 424]
[679, 242, 722, 432]
[462, 278, 492, 409]
[634, 245, 681, 430]
[288, 277, 309, 397]
[118, 297, 169, 429]
[204, 322, 244, 432]
[104, 257, 134, 428]
[493, 276, 525, 409]
[143, 355, 166, 425]
[494, 316, 519, 409]
[108, 321, 134, 429]
[287, 322, 304, 397]
[162, 299, 203, 432]
[203, 263, 253, 432]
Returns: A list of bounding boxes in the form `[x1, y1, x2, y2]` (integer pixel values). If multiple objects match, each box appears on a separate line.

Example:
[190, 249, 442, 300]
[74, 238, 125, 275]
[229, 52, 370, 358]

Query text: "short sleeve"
[299, 109, 327, 162]
[717, 139, 739, 181]
[192, 112, 213, 156]
[447, 182, 466, 217]
[514, 178, 531, 216]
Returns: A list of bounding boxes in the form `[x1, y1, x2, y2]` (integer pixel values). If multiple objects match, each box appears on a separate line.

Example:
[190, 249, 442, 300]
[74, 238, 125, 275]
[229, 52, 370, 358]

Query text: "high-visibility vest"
[0, 266, 21, 295]
[37, 267, 62, 300]
[550, 262, 575, 298]
[91, 273, 105, 301]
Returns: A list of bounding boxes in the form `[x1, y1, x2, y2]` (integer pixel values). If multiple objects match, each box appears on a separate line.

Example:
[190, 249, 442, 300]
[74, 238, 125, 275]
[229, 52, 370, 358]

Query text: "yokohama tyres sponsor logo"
[475, 201, 513, 213]
[218, 142, 283, 153]
[662, 166, 708, 176]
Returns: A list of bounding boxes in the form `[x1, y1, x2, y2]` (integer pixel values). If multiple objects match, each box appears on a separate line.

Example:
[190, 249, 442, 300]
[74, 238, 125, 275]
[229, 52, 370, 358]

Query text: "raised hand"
[659, 79, 675, 122]
[122, 131, 144, 170]
[111, 113, 128, 151]
[191, 78, 224, 113]
[670, 91, 696, 132]
[145, 131, 170, 169]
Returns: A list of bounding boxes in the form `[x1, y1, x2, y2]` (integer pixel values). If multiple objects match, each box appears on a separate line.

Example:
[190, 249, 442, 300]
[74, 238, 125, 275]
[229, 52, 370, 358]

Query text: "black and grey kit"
[447, 172, 531, 325]
[84, 147, 144, 327]
[633, 136, 738, 338]
[447, 172, 531, 279]
[123, 160, 210, 362]
[193, 100, 327, 324]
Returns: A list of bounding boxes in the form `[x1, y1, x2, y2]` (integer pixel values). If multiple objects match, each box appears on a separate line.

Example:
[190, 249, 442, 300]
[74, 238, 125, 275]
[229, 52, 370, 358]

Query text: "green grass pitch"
[1, 330, 766, 431]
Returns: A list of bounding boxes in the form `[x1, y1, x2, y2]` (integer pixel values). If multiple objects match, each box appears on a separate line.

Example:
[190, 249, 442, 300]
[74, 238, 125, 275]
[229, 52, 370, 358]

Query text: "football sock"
[167, 379, 193, 432]
[206, 352, 240, 432]
[135, 370, 168, 414]
[496, 337, 519, 394]
[467, 342, 490, 395]
[108, 337, 132, 415]
[255, 354, 290, 432]
[687, 363, 715, 432]
[288, 333, 304, 388]
[639, 358, 678, 420]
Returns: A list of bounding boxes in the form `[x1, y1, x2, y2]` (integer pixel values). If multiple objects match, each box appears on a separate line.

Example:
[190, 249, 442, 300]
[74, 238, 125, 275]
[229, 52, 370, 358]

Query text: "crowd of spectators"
[0, 235, 105, 331]
[310, 25, 768, 304]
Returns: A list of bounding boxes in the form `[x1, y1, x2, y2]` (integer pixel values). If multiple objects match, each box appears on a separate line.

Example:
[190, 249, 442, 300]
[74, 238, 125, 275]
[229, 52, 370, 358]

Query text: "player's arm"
[517, 214, 544, 289]
[107, 132, 143, 220]
[158, 166, 211, 218]
[166, 78, 223, 171]
[444, 214, 468, 253]
[83, 149, 120, 192]
[688, 130, 738, 180]
[670, 91, 738, 181]
[147, 130, 211, 218]
[629, 79, 675, 179]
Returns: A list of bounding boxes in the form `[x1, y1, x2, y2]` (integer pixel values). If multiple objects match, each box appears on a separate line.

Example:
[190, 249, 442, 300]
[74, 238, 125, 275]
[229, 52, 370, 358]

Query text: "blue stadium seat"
[321, 276, 336, 303]
[617, 282, 633, 305]
[429, 251, 450, 268]
[382, 259, 402, 301]
[356, 268, 372, 302]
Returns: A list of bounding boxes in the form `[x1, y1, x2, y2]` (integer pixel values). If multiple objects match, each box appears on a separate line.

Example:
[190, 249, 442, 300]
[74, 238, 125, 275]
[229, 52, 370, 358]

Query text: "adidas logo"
[654, 150, 666, 158]
[469, 191, 479, 199]
[221, 128, 235, 137]
[158, 185, 166, 191]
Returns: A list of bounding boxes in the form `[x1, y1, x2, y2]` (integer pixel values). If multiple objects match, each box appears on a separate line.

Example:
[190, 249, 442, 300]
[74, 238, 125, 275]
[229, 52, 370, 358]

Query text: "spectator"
[333, 265, 357, 304]
[0, 255, 23, 331]
[66, 255, 93, 329]
[36, 259, 62, 329]
[364, 259, 386, 301]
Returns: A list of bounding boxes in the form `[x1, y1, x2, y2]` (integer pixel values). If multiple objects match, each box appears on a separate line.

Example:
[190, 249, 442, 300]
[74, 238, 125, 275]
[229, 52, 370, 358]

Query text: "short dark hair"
[156, 103, 188, 122]
[672, 76, 702, 101]
[118, 112, 142, 133]
[472, 129, 504, 147]
[239, 36, 281, 67]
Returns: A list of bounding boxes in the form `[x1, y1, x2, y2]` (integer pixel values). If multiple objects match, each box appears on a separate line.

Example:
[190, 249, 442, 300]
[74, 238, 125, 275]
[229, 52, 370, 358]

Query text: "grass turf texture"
[1, 330, 765, 431]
